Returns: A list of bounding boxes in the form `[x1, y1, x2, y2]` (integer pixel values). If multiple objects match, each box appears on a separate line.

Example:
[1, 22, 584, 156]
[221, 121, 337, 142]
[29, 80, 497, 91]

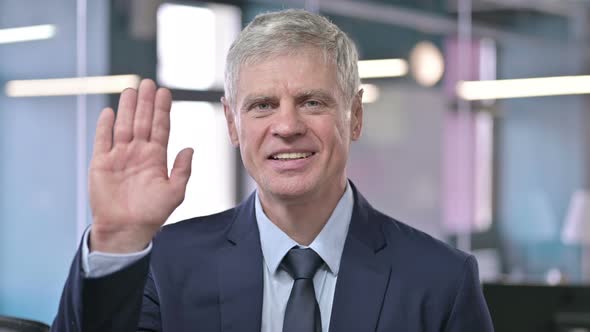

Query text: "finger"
[151, 87, 173, 147]
[113, 88, 138, 144]
[133, 79, 157, 141]
[169, 148, 194, 201]
[93, 107, 115, 157]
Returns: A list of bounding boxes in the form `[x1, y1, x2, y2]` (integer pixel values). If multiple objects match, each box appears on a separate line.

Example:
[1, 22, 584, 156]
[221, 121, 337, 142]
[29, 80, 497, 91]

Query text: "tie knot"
[281, 248, 324, 280]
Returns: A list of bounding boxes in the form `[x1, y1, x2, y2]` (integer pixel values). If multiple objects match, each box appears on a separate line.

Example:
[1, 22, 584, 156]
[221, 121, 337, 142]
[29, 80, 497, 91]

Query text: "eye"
[304, 100, 321, 108]
[253, 102, 273, 111]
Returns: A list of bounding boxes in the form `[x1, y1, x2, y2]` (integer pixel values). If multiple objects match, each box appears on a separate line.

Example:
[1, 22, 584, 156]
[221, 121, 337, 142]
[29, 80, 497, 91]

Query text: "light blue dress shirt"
[82, 183, 354, 332]
[255, 184, 353, 332]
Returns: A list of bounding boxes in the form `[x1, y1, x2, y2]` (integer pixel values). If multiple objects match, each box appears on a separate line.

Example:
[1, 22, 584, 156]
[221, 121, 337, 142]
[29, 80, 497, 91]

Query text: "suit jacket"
[52, 184, 494, 331]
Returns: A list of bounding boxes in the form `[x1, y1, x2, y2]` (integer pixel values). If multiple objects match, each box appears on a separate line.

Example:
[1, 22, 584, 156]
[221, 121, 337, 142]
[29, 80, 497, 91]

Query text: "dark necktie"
[281, 247, 324, 332]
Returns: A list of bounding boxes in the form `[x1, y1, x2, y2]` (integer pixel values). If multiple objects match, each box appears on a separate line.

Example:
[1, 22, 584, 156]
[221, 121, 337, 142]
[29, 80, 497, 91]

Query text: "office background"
[1, 0, 590, 326]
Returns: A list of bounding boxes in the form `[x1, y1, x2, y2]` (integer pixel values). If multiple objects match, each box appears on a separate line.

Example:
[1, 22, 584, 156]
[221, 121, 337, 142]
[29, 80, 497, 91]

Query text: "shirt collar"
[255, 182, 354, 276]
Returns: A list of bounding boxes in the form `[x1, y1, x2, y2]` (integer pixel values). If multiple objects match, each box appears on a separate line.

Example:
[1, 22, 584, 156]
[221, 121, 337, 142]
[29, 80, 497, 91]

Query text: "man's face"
[223, 49, 363, 201]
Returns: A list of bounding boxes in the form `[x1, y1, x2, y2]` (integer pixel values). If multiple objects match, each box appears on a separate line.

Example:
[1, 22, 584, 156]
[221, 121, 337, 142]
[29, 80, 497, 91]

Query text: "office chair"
[0, 316, 49, 332]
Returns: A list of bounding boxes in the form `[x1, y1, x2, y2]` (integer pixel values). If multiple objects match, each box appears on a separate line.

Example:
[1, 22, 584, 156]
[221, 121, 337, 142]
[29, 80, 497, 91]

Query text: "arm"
[444, 255, 494, 332]
[82, 227, 151, 278]
[51, 240, 154, 332]
[52, 79, 193, 331]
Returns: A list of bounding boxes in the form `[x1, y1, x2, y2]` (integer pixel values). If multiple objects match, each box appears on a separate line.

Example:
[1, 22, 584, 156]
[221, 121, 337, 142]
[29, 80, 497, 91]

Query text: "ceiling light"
[5, 75, 141, 97]
[457, 75, 590, 100]
[0, 24, 56, 44]
[358, 58, 408, 79]
[409, 41, 445, 87]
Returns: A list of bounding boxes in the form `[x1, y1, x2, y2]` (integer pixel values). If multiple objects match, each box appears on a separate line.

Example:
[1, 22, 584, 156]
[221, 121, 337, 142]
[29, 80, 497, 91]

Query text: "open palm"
[89, 80, 193, 253]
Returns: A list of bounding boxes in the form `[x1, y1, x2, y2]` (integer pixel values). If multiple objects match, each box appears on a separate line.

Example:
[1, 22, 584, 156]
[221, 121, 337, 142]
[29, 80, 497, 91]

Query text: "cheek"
[331, 116, 351, 143]
[237, 121, 267, 160]
[314, 120, 350, 156]
[329, 116, 353, 159]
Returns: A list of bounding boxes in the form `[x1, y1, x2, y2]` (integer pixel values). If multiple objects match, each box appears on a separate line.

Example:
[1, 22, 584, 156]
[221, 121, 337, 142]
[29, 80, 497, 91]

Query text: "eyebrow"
[294, 89, 338, 105]
[240, 95, 278, 110]
[240, 89, 338, 110]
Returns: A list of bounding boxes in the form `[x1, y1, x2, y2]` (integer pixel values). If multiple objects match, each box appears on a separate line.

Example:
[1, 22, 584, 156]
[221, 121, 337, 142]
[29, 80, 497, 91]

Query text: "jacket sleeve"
[444, 255, 495, 332]
[50, 242, 161, 332]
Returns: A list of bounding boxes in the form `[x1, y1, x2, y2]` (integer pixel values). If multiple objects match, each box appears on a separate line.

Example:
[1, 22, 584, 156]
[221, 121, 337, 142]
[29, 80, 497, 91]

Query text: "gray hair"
[224, 9, 360, 107]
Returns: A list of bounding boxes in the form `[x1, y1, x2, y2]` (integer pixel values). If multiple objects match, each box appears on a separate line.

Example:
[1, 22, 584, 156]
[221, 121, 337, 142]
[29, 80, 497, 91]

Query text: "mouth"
[269, 152, 315, 160]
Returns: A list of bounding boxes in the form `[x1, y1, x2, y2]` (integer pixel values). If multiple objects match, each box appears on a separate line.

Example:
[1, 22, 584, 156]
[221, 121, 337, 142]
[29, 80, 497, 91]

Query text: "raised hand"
[89, 79, 193, 253]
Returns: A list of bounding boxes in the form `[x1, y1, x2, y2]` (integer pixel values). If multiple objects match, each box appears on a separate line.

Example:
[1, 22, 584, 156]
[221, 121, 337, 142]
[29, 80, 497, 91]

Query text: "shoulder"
[152, 207, 237, 252]
[369, 207, 476, 291]
[363, 206, 490, 329]
[377, 208, 469, 265]
[161, 207, 237, 236]
[350, 184, 470, 272]
[146, 207, 240, 279]
[350, 183, 471, 275]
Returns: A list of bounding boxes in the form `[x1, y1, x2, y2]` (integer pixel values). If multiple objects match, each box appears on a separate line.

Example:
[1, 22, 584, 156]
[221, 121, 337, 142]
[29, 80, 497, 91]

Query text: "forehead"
[235, 49, 340, 102]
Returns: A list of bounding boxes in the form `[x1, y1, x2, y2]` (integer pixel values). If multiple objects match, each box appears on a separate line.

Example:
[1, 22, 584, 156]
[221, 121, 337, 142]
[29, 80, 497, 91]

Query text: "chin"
[259, 174, 319, 200]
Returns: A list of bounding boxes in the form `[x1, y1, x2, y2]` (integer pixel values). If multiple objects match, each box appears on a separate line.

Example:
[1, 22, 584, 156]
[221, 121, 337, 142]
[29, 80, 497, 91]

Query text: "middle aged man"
[52, 9, 494, 332]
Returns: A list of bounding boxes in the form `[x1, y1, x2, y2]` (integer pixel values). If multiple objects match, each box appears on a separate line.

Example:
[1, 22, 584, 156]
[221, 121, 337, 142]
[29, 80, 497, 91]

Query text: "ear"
[350, 89, 364, 141]
[222, 97, 240, 147]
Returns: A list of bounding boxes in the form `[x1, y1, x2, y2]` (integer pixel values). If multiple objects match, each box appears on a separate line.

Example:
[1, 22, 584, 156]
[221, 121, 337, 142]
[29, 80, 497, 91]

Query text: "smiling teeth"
[272, 152, 313, 160]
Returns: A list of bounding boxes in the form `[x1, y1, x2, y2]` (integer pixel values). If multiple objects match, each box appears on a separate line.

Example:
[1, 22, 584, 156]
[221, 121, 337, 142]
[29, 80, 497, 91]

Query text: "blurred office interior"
[2, 0, 590, 329]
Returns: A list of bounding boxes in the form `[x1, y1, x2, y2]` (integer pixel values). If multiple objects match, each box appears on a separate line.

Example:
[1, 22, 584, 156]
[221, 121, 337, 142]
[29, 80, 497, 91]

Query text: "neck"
[258, 179, 347, 246]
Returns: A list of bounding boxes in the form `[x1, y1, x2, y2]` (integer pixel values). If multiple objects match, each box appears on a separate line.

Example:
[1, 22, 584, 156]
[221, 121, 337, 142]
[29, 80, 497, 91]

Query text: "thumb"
[169, 147, 194, 198]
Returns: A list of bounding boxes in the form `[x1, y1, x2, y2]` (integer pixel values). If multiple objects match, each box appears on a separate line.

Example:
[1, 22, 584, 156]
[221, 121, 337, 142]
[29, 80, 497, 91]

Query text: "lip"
[267, 149, 316, 158]
[266, 151, 316, 172]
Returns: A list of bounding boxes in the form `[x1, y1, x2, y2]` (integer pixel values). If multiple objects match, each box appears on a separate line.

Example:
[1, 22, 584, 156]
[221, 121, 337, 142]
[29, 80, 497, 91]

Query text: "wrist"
[90, 223, 158, 254]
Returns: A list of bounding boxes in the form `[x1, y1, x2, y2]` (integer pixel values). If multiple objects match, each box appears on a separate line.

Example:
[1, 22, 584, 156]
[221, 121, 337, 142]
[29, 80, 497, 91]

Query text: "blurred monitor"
[483, 283, 590, 332]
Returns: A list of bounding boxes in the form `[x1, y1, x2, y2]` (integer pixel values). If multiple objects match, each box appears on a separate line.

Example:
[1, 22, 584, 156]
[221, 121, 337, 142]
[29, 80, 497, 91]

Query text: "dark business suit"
[52, 184, 494, 331]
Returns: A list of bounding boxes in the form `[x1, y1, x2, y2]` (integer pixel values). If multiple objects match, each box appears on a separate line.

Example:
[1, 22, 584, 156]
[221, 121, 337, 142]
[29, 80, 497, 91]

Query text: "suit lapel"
[218, 194, 264, 332]
[329, 187, 392, 332]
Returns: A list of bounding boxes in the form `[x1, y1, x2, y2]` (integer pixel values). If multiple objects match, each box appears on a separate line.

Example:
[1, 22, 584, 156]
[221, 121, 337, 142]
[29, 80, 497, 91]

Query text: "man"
[52, 9, 493, 332]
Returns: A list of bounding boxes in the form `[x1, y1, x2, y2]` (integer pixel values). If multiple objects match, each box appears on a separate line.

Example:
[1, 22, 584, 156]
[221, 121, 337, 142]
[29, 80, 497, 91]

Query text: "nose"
[270, 103, 307, 139]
